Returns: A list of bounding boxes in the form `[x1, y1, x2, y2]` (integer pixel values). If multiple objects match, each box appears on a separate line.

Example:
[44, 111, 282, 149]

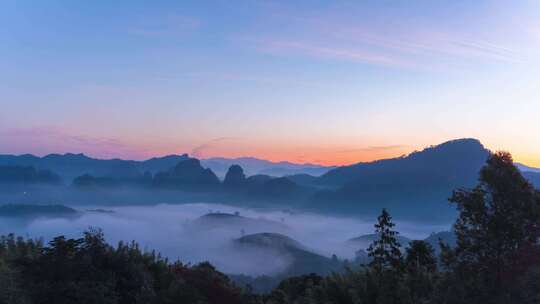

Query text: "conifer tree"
[367, 208, 403, 273]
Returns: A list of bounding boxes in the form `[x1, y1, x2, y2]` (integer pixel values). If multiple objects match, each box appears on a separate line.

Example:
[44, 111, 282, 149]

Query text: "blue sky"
[1, 1, 540, 165]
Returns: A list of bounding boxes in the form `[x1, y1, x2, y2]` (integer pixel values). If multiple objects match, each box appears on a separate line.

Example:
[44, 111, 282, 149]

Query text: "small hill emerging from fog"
[189, 213, 288, 234]
[234, 233, 342, 276]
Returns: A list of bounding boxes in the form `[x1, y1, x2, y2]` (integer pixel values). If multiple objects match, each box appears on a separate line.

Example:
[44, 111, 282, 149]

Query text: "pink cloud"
[0, 126, 149, 160]
[191, 137, 242, 158]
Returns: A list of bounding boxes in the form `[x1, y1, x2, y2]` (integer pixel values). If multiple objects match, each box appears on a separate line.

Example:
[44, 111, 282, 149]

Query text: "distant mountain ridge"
[0, 165, 61, 185]
[201, 157, 335, 178]
[516, 163, 540, 173]
[2, 138, 538, 222]
[0, 153, 190, 182]
[0, 153, 334, 181]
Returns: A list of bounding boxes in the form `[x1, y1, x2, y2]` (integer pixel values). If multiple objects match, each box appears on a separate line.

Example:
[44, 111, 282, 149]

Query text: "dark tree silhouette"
[443, 151, 540, 303]
[367, 208, 403, 273]
[405, 241, 436, 273]
[404, 240, 437, 303]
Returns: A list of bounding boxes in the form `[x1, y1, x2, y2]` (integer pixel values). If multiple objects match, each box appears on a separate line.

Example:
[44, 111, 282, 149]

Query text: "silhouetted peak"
[145, 154, 189, 162]
[223, 165, 246, 186]
[172, 158, 203, 170]
[422, 138, 485, 153]
[404, 138, 488, 163]
[18, 154, 39, 159]
[153, 157, 220, 187]
[44, 153, 90, 161]
[319, 138, 490, 195]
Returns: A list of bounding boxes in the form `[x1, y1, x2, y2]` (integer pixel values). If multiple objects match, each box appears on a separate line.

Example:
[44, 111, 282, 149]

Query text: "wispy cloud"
[191, 137, 242, 158]
[249, 38, 418, 69]
[0, 126, 148, 159]
[245, 30, 522, 70]
[324, 26, 522, 63]
[238, 6, 527, 70]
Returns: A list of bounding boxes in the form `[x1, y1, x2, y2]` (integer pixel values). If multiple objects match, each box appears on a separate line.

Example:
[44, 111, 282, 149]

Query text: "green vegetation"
[1, 151, 539, 303]
[0, 230, 249, 304]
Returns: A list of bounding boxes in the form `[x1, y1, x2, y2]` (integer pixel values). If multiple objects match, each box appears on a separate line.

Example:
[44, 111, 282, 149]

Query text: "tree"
[367, 208, 403, 273]
[405, 241, 436, 273]
[404, 241, 437, 303]
[0, 257, 30, 304]
[366, 209, 405, 304]
[444, 151, 540, 303]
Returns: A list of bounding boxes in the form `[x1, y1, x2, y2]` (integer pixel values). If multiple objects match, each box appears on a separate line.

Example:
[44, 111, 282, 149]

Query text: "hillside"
[0, 166, 61, 185]
[310, 139, 491, 221]
[523, 172, 540, 188]
[234, 233, 343, 277]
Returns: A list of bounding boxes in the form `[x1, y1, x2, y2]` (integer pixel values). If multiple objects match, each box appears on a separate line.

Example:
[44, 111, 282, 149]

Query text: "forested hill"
[309, 139, 492, 220]
[318, 138, 489, 187]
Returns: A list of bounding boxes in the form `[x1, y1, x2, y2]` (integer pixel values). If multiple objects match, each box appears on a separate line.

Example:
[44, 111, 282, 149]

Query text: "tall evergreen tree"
[367, 208, 403, 272]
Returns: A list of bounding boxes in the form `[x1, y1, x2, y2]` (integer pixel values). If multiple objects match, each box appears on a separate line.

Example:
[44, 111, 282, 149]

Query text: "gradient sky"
[1, 0, 540, 166]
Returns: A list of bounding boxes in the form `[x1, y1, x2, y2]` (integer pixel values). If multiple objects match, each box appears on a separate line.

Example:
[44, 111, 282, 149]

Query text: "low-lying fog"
[0, 203, 450, 276]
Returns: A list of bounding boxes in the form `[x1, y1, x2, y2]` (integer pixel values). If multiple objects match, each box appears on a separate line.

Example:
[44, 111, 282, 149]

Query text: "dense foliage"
[1, 151, 539, 303]
[0, 230, 249, 304]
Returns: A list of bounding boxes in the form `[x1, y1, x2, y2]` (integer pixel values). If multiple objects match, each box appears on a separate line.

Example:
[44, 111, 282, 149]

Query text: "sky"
[1, 0, 540, 166]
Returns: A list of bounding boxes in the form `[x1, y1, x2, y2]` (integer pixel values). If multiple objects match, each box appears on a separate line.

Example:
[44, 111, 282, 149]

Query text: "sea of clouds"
[0, 203, 450, 276]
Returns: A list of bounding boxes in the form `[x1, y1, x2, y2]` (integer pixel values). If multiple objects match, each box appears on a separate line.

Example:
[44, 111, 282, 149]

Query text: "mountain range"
[1, 138, 539, 222]
[0, 153, 190, 182]
[201, 157, 335, 178]
[0, 153, 334, 182]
